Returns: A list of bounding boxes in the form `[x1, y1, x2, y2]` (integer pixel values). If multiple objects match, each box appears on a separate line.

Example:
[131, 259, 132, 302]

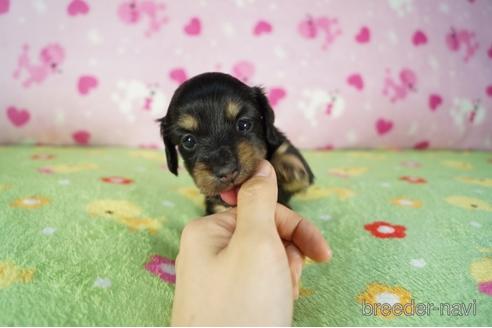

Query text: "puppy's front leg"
[270, 141, 314, 206]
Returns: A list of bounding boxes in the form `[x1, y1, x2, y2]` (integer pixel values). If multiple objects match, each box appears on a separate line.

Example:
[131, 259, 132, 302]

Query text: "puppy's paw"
[271, 143, 312, 193]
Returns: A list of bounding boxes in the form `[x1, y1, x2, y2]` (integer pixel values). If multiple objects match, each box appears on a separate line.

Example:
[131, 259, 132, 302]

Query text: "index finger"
[275, 204, 332, 263]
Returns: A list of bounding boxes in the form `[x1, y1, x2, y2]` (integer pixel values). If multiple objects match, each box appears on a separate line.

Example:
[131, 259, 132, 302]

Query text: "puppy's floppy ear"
[157, 116, 178, 176]
[252, 86, 283, 152]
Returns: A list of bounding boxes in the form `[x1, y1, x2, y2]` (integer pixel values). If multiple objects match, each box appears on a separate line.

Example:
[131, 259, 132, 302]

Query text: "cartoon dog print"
[13, 43, 65, 88]
[382, 68, 417, 103]
[117, 0, 168, 37]
[111, 79, 167, 122]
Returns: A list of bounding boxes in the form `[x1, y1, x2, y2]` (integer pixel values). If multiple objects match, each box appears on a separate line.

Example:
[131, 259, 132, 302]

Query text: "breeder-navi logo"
[361, 299, 477, 317]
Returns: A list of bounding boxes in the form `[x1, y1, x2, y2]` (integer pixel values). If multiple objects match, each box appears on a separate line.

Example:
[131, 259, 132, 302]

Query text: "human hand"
[171, 160, 331, 326]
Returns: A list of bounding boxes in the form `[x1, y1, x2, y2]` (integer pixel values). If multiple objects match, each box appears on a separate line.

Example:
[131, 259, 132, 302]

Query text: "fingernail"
[255, 161, 271, 177]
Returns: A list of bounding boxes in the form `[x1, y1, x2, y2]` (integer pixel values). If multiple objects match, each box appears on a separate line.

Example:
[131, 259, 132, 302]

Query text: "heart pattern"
[428, 94, 443, 111]
[6, 106, 30, 127]
[184, 17, 201, 36]
[1, 2, 491, 150]
[67, 0, 89, 16]
[268, 87, 286, 106]
[412, 30, 428, 46]
[0, 0, 9, 14]
[169, 68, 187, 84]
[78, 75, 98, 95]
[376, 118, 393, 135]
[72, 130, 91, 145]
[414, 141, 430, 150]
[347, 73, 364, 91]
[355, 26, 370, 43]
[253, 20, 272, 36]
[486, 85, 492, 97]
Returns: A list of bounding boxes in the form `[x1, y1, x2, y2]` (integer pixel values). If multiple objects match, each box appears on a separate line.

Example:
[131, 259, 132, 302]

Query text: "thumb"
[234, 160, 278, 238]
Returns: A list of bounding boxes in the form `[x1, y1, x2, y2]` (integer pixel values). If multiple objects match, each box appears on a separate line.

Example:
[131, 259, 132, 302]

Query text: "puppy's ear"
[158, 116, 178, 176]
[252, 86, 283, 152]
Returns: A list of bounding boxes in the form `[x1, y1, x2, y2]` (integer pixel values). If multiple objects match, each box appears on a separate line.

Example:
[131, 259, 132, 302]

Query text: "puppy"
[158, 72, 314, 214]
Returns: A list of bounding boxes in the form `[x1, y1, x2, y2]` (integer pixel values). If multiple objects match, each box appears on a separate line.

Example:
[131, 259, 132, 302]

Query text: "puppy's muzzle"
[207, 146, 239, 184]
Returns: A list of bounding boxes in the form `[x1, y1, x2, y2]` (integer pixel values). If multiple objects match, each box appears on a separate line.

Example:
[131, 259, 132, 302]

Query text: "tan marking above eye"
[177, 114, 199, 131]
[226, 101, 241, 120]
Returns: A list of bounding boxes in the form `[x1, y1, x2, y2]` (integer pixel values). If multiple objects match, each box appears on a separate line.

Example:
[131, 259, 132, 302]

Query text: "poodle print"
[450, 98, 485, 133]
[111, 79, 167, 122]
[12, 43, 65, 88]
[298, 89, 346, 126]
[382, 68, 417, 103]
[445, 27, 479, 62]
[298, 15, 341, 50]
[117, 0, 168, 37]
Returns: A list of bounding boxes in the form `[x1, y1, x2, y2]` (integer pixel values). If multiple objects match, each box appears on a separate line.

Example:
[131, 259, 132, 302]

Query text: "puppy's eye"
[236, 118, 253, 133]
[181, 134, 196, 151]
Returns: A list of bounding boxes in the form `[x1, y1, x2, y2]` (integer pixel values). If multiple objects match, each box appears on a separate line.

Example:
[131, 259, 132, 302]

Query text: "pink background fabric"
[1, 0, 491, 149]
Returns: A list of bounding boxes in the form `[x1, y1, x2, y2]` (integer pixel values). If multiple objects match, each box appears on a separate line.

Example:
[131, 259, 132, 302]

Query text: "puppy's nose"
[215, 165, 239, 183]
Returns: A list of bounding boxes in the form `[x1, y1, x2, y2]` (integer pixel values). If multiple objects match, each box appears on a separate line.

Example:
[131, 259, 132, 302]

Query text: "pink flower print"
[144, 255, 176, 284]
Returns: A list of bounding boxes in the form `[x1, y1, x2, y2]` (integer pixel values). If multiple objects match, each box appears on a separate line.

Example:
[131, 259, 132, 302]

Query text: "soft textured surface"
[0, 146, 491, 326]
[1, 1, 492, 149]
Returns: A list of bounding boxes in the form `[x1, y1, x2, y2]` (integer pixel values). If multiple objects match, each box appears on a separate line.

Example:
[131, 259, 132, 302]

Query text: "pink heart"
[169, 68, 187, 84]
[6, 106, 30, 127]
[67, 0, 89, 16]
[375, 118, 393, 135]
[267, 87, 286, 106]
[253, 20, 272, 36]
[412, 30, 428, 46]
[232, 61, 255, 82]
[0, 0, 10, 14]
[488, 46, 492, 59]
[347, 73, 364, 91]
[72, 130, 90, 145]
[184, 17, 201, 36]
[486, 85, 492, 97]
[414, 141, 429, 150]
[428, 94, 443, 111]
[355, 26, 370, 43]
[78, 75, 98, 95]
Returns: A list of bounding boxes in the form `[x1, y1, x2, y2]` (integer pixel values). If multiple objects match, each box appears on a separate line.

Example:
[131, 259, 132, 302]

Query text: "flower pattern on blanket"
[86, 199, 162, 234]
[0, 261, 35, 289]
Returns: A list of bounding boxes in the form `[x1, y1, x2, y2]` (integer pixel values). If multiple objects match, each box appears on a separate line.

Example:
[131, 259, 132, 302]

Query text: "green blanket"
[1, 146, 491, 326]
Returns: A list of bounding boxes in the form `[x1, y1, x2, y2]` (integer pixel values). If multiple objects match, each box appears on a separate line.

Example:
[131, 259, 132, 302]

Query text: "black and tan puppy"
[158, 72, 314, 214]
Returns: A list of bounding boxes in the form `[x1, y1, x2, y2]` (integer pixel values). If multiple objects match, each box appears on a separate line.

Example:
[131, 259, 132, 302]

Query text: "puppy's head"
[158, 72, 281, 196]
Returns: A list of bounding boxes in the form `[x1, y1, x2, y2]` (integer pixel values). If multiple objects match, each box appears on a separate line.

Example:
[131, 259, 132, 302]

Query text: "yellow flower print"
[128, 150, 162, 161]
[347, 151, 386, 160]
[456, 177, 492, 187]
[295, 186, 355, 201]
[0, 184, 12, 193]
[470, 257, 492, 296]
[470, 258, 492, 283]
[329, 167, 368, 178]
[178, 187, 205, 207]
[86, 199, 162, 234]
[391, 197, 422, 208]
[39, 163, 98, 174]
[445, 196, 492, 212]
[0, 261, 35, 289]
[357, 283, 412, 319]
[442, 160, 473, 171]
[299, 287, 315, 298]
[11, 196, 50, 209]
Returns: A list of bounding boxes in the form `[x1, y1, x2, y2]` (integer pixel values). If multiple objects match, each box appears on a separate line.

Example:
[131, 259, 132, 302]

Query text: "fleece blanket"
[0, 146, 491, 326]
